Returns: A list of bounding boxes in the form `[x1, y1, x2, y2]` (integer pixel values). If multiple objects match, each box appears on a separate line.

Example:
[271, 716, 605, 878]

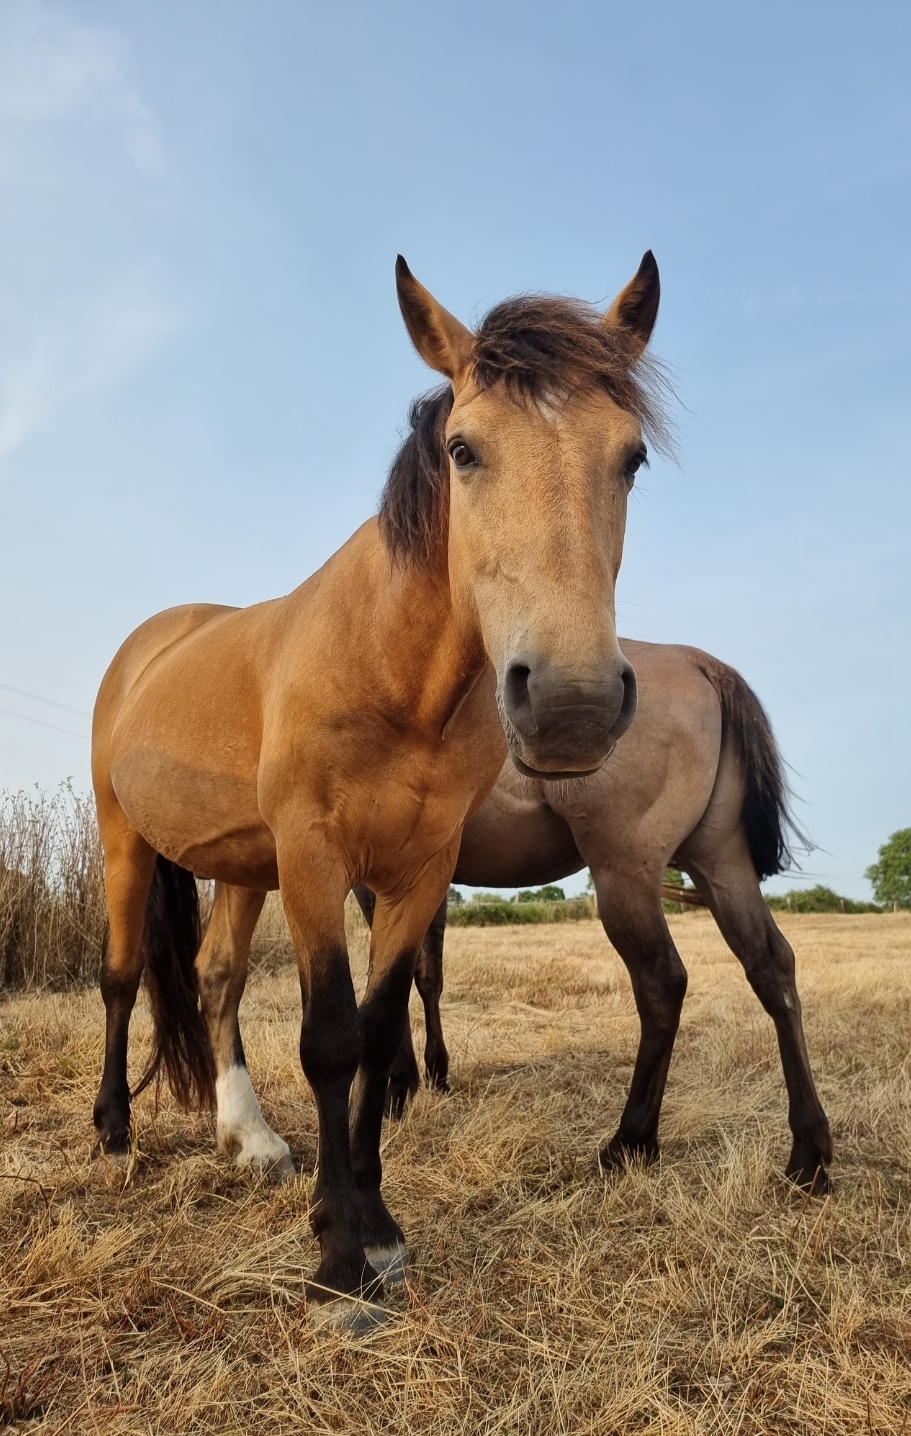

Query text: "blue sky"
[0, 0, 908, 899]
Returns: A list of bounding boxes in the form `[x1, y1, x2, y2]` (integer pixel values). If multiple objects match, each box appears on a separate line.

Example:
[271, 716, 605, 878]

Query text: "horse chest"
[362, 749, 475, 853]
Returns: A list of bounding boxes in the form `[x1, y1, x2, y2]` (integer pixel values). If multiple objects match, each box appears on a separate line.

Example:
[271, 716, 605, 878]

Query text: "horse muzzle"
[498, 651, 637, 778]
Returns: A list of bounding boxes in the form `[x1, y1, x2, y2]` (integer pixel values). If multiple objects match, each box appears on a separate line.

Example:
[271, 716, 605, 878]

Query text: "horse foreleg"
[349, 853, 457, 1283]
[593, 865, 688, 1170]
[196, 884, 294, 1179]
[280, 855, 382, 1321]
[93, 812, 157, 1160]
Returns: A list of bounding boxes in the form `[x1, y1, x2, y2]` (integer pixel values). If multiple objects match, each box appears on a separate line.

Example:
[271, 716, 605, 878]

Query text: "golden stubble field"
[2, 911, 910, 1434]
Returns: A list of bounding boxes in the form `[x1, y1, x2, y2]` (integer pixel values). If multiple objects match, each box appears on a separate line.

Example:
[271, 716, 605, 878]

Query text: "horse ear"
[602, 251, 660, 360]
[395, 256, 474, 380]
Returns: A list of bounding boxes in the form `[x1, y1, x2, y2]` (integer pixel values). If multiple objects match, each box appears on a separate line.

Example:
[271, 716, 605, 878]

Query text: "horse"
[355, 640, 833, 1194]
[91, 252, 668, 1326]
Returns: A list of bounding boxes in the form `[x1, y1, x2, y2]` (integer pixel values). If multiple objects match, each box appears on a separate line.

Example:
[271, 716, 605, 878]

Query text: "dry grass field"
[2, 911, 910, 1434]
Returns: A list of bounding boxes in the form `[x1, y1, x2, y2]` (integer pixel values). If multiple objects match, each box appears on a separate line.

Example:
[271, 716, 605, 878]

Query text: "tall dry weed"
[0, 784, 106, 990]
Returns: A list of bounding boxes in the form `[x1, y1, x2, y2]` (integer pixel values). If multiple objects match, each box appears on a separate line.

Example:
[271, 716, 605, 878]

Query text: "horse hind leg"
[683, 834, 833, 1194]
[93, 815, 157, 1161]
[196, 883, 294, 1179]
[384, 893, 449, 1117]
[416, 896, 450, 1091]
[385, 1017, 420, 1119]
[355, 885, 419, 1118]
[593, 864, 689, 1170]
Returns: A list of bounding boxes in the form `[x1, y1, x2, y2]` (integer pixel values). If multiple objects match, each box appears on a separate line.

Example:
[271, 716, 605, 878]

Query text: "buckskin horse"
[355, 640, 833, 1194]
[91, 252, 668, 1326]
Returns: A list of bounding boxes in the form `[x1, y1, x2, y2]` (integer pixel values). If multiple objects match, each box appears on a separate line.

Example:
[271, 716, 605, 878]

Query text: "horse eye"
[448, 441, 476, 469]
[624, 450, 647, 484]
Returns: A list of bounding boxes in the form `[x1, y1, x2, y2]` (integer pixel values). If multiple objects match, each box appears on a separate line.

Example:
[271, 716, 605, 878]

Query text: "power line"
[0, 682, 91, 718]
[0, 707, 88, 740]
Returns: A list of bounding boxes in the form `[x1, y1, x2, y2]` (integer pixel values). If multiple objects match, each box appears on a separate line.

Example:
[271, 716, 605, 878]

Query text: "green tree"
[517, 884, 565, 903]
[865, 829, 911, 910]
[447, 885, 464, 906]
[765, 885, 879, 914]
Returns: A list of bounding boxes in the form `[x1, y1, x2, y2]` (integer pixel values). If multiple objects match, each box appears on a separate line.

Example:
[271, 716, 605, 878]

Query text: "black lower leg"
[386, 1019, 420, 1119]
[764, 993, 832, 1192]
[93, 964, 141, 1157]
[416, 899, 449, 1090]
[601, 988, 685, 1167]
[300, 954, 379, 1301]
[715, 906, 832, 1194]
[351, 958, 414, 1250]
[598, 908, 688, 1171]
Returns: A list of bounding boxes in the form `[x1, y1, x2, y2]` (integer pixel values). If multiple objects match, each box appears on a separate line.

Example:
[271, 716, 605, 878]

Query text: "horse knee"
[300, 960, 362, 1085]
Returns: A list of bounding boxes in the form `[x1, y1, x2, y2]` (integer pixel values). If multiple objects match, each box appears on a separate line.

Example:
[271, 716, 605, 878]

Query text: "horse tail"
[696, 655, 809, 882]
[131, 855, 216, 1109]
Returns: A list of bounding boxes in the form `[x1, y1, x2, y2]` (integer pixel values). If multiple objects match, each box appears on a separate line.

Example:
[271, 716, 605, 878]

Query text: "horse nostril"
[504, 661, 536, 738]
[617, 661, 638, 734]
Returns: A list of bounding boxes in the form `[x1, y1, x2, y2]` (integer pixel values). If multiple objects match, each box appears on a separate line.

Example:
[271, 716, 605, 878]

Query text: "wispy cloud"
[0, 283, 178, 462]
[0, 0, 165, 174]
[742, 284, 911, 314]
[0, 3, 177, 462]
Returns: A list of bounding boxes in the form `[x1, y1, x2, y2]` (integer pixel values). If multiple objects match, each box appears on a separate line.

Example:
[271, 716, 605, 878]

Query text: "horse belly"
[455, 795, 581, 887]
[112, 748, 278, 887]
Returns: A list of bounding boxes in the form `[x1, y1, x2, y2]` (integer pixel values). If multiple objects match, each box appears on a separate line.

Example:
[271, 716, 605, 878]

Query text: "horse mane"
[379, 293, 674, 565]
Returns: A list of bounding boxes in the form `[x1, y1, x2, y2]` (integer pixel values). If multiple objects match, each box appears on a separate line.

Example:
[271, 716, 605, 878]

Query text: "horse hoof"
[384, 1088, 410, 1121]
[250, 1150, 296, 1183]
[225, 1134, 296, 1182]
[309, 1297, 387, 1336]
[364, 1243, 409, 1286]
[240, 1143, 295, 1182]
[92, 1140, 130, 1167]
[787, 1162, 832, 1196]
[272, 1152, 297, 1182]
[786, 1136, 833, 1196]
[599, 1136, 659, 1172]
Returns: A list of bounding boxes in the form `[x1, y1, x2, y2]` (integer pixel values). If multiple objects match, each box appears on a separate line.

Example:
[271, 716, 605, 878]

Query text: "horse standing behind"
[357, 640, 833, 1194]
[91, 253, 667, 1326]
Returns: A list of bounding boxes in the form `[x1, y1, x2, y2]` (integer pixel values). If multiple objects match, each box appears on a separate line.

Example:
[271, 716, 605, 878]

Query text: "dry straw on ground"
[2, 912, 911, 1433]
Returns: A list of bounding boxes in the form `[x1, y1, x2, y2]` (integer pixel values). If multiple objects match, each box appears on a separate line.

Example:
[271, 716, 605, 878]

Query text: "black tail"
[132, 855, 215, 1109]
[697, 656, 810, 882]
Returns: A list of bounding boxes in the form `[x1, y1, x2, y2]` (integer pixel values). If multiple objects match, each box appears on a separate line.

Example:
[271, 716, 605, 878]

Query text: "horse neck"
[369, 545, 488, 736]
